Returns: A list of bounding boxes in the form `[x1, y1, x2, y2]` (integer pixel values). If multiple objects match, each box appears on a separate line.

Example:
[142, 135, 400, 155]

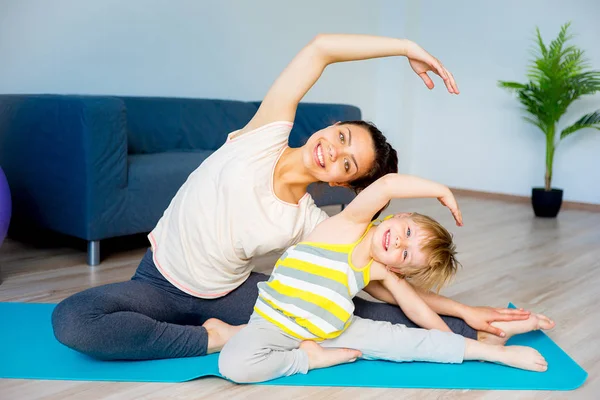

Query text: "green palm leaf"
[497, 81, 527, 90]
[560, 111, 600, 140]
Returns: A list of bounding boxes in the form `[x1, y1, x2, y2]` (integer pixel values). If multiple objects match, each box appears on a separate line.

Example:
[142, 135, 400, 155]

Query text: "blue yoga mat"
[0, 302, 587, 390]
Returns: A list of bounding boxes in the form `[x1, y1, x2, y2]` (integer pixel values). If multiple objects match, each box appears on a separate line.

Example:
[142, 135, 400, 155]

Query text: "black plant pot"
[531, 188, 563, 218]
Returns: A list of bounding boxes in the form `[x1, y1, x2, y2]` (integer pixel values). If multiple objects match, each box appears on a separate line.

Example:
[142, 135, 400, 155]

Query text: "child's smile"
[382, 229, 391, 251]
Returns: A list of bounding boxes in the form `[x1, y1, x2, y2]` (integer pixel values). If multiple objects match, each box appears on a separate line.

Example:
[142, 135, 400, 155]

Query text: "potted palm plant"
[498, 22, 600, 217]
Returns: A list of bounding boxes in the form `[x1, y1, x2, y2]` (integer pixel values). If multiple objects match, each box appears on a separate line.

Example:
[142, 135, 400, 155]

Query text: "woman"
[52, 34, 528, 362]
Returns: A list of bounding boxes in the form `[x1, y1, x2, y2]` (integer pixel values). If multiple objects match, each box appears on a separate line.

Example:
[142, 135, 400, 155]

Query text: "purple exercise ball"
[0, 166, 11, 248]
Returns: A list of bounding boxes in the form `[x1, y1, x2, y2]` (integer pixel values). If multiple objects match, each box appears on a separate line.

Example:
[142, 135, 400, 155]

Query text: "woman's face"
[302, 123, 375, 186]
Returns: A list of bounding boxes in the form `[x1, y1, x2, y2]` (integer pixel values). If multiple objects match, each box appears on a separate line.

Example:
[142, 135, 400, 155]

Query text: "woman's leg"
[186, 272, 270, 326]
[479, 313, 555, 346]
[52, 249, 207, 360]
[352, 297, 477, 339]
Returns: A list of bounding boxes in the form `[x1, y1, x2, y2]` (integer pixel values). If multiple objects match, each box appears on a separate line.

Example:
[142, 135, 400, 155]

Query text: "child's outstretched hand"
[438, 191, 463, 226]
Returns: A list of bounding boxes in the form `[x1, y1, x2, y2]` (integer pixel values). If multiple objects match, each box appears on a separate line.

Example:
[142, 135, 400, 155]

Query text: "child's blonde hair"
[397, 212, 460, 293]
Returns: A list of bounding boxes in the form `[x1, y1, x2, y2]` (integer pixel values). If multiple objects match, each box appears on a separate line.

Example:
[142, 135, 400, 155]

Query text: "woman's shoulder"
[220, 121, 294, 162]
[226, 121, 294, 143]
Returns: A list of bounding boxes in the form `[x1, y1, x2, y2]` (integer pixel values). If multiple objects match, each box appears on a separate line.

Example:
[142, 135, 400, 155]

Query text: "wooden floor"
[1, 195, 598, 399]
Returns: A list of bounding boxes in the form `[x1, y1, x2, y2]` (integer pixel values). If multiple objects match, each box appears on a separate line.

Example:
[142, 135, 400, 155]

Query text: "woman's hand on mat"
[437, 191, 463, 226]
[462, 306, 531, 337]
[405, 41, 459, 94]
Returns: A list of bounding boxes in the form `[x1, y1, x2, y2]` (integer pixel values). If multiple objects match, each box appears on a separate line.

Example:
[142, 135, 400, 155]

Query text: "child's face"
[370, 213, 428, 273]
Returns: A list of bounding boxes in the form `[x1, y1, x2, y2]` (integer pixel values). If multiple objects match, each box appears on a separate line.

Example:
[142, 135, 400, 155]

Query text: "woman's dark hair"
[341, 120, 398, 219]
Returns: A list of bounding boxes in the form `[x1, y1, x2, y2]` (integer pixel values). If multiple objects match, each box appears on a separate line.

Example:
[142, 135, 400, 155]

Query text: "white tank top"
[148, 122, 329, 298]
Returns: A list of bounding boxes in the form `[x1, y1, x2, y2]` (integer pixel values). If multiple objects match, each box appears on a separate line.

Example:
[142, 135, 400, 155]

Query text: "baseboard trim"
[450, 188, 600, 213]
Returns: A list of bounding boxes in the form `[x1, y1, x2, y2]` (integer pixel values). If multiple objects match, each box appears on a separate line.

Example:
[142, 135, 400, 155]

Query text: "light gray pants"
[218, 313, 466, 383]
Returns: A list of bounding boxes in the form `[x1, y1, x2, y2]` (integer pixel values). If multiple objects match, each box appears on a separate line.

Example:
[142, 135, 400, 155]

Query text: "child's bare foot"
[479, 313, 555, 346]
[495, 346, 548, 372]
[299, 340, 362, 370]
[203, 318, 245, 354]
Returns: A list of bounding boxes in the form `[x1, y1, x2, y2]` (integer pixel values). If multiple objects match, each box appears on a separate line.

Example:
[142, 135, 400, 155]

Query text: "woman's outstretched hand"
[462, 306, 532, 337]
[405, 41, 459, 94]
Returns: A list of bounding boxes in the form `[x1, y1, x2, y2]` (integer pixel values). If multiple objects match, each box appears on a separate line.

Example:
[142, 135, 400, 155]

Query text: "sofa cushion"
[123, 97, 258, 154]
[124, 150, 213, 232]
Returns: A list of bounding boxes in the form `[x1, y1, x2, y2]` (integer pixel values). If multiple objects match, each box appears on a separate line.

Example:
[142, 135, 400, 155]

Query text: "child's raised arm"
[341, 173, 463, 225]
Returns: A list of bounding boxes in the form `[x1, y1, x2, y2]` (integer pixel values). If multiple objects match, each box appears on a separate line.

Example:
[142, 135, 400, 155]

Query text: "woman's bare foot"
[479, 313, 555, 346]
[299, 340, 362, 370]
[494, 346, 548, 372]
[203, 318, 245, 354]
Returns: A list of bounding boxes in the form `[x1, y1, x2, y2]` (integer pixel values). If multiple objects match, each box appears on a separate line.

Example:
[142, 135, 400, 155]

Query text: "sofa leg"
[341, 204, 346, 211]
[87, 240, 100, 266]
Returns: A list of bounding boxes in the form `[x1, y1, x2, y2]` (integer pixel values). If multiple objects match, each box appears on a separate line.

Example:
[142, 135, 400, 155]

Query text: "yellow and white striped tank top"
[254, 224, 374, 341]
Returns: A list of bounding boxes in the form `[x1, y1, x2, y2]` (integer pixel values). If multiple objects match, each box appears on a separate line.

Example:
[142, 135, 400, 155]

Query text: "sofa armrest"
[0, 95, 128, 240]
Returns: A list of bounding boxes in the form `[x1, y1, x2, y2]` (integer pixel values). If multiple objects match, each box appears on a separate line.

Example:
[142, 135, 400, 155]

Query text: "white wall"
[374, 0, 411, 174]
[2, 0, 599, 204]
[400, 0, 600, 204]
[0, 0, 382, 120]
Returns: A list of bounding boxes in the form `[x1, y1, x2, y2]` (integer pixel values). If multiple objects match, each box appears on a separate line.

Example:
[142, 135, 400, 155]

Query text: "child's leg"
[322, 316, 465, 364]
[218, 314, 307, 383]
[323, 317, 548, 372]
[219, 314, 362, 383]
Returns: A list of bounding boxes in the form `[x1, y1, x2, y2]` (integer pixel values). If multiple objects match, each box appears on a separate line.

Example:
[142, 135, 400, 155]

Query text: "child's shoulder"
[303, 214, 369, 245]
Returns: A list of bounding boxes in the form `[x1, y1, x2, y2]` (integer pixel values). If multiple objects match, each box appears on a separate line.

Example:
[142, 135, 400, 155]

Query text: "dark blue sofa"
[0, 95, 359, 265]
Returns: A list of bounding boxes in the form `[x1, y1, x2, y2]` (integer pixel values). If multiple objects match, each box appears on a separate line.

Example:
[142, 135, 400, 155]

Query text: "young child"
[218, 173, 554, 383]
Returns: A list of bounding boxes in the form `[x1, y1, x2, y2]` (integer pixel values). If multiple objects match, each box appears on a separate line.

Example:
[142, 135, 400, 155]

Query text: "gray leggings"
[51, 249, 476, 361]
[219, 313, 466, 383]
